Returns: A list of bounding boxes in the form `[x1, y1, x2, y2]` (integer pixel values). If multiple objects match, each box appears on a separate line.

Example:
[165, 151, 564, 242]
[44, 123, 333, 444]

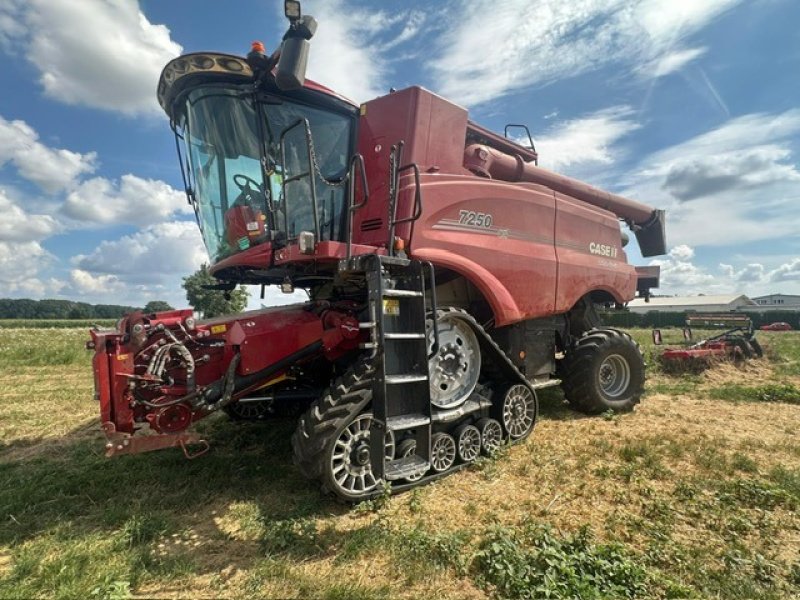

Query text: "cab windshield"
[178, 85, 353, 263]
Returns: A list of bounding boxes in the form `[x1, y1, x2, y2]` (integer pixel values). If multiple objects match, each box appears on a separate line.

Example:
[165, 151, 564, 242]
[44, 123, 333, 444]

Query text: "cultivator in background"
[657, 313, 763, 371]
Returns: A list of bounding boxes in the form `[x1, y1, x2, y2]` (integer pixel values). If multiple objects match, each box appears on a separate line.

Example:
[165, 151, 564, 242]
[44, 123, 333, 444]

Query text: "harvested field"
[1, 326, 799, 598]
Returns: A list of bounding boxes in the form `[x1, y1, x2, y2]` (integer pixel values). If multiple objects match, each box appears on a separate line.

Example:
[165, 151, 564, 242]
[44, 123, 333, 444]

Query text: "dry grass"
[1, 326, 799, 598]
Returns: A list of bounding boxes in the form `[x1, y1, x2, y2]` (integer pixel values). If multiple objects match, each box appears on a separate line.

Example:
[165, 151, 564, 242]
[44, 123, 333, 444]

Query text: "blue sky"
[0, 0, 799, 309]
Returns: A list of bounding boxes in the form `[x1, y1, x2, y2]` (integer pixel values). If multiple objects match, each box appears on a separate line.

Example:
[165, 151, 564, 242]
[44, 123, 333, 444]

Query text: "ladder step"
[384, 333, 426, 340]
[384, 455, 429, 481]
[383, 289, 423, 298]
[385, 413, 431, 431]
[385, 374, 428, 384]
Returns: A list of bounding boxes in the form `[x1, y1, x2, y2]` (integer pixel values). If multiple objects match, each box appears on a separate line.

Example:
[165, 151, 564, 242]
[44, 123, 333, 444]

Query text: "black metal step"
[384, 332, 426, 340]
[385, 374, 427, 384]
[383, 288, 423, 297]
[385, 413, 430, 431]
[384, 455, 429, 481]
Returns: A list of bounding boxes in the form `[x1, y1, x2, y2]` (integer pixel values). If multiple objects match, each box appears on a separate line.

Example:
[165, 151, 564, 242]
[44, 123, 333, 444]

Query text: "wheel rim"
[501, 384, 536, 439]
[428, 313, 481, 410]
[430, 433, 456, 472]
[598, 354, 631, 398]
[457, 425, 481, 462]
[227, 401, 271, 420]
[480, 419, 503, 455]
[330, 413, 394, 497]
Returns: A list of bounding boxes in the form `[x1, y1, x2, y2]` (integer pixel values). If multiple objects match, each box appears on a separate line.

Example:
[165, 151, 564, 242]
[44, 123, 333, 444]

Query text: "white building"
[749, 294, 800, 311]
[627, 294, 757, 314]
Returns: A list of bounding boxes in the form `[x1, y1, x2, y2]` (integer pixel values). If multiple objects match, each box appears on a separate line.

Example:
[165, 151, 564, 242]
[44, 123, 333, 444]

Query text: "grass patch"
[0, 319, 118, 329]
[0, 328, 91, 367]
[708, 382, 800, 405]
[1, 326, 799, 597]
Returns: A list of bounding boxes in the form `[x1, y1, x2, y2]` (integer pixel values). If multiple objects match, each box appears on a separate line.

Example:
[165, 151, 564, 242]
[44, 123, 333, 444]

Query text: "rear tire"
[560, 328, 644, 414]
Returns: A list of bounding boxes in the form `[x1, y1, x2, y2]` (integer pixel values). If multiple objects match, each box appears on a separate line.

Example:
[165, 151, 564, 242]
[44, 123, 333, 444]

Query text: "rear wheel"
[560, 328, 645, 414]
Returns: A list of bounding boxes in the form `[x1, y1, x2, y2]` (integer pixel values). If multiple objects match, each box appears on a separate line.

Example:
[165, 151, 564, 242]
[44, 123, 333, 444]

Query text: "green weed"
[474, 523, 649, 599]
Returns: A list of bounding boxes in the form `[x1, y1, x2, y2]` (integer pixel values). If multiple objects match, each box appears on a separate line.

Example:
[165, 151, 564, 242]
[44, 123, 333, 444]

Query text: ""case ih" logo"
[589, 242, 618, 258]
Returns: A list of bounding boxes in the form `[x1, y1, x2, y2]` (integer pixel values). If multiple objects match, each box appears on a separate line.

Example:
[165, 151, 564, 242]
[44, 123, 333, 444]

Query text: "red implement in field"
[659, 323, 763, 371]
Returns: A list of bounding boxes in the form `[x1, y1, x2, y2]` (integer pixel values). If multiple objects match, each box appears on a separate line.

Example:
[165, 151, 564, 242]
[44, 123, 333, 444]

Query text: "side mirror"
[276, 15, 317, 90]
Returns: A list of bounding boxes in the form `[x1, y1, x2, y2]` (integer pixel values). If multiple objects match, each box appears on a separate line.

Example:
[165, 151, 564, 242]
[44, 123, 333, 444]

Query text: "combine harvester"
[88, 2, 666, 501]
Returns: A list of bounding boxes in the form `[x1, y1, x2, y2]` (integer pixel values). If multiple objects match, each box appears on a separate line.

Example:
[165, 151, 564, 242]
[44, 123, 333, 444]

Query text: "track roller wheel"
[430, 433, 457, 472]
[560, 328, 645, 414]
[455, 424, 481, 463]
[476, 418, 503, 456]
[494, 383, 537, 441]
[397, 439, 426, 483]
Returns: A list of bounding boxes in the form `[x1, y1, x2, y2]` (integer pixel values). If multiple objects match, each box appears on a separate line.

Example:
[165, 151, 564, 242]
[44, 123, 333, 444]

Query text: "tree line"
[1, 264, 250, 320]
[0, 299, 173, 319]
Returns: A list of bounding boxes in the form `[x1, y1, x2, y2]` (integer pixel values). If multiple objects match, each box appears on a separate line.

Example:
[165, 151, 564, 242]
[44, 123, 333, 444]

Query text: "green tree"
[143, 300, 174, 314]
[182, 264, 249, 318]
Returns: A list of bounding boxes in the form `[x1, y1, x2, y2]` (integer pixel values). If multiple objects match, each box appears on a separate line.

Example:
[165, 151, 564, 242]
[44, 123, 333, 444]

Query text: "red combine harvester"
[89, 3, 666, 501]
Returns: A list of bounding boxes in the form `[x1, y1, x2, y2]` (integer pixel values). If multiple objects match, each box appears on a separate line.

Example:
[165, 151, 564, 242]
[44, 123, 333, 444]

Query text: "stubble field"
[0, 325, 799, 599]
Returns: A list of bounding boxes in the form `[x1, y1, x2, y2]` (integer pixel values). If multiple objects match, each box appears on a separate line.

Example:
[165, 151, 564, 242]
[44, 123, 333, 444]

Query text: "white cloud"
[0, 240, 54, 293]
[767, 259, 800, 283]
[74, 221, 206, 276]
[64, 221, 206, 306]
[306, 2, 389, 102]
[536, 106, 640, 172]
[622, 109, 800, 248]
[62, 174, 189, 226]
[649, 245, 718, 294]
[638, 46, 707, 78]
[305, 3, 425, 103]
[1, 0, 181, 115]
[669, 244, 694, 261]
[429, 0, 742, 106]
[69, 269, 126, 295]
[0, 115, 97, 193]
[0, 188, 60, 242]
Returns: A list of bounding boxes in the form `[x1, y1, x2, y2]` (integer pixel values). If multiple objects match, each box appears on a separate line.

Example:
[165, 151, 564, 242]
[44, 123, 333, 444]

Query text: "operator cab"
[159, 51, 358, 284]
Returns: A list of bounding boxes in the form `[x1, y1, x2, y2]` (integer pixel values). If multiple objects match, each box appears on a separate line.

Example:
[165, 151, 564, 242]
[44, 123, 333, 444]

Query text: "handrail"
[345, 152, 369, 260]
[391, 163, 422, 225]
[386, 140, 423, 256]
[422, 261, 439, 360]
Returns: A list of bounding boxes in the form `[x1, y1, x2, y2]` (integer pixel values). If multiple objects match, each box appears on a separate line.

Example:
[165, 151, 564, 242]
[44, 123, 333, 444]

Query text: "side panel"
[409, 175, 557, 325]
[354, 86, 470, 247]
[553, 192, 637, 311]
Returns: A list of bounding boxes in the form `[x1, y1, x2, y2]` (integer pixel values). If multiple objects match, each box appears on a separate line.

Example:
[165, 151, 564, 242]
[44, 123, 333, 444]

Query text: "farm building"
[750, 294, 800, 311]
[627, 294, 757, 314]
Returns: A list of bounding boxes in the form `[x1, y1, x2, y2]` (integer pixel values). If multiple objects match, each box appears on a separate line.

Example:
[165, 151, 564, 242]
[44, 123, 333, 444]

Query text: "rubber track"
[291, 357, 374, 484]
[560, 328, 644, 414]
[291, 308, 535, 499]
